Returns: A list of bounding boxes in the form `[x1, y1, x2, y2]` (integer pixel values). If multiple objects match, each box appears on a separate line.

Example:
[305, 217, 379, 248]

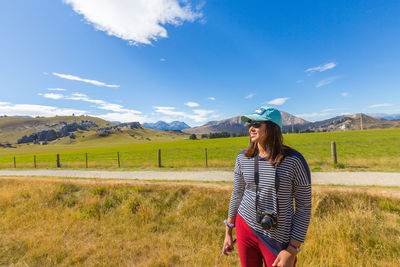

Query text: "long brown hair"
[244, 121, 291, 166]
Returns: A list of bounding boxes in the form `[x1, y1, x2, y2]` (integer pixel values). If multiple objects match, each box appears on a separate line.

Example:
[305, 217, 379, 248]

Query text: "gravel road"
[1, 170, 400, 186]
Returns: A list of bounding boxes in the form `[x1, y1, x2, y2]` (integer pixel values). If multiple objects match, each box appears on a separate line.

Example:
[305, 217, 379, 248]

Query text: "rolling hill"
[297, 113, 400, 132]
[0, 116, 188, 148]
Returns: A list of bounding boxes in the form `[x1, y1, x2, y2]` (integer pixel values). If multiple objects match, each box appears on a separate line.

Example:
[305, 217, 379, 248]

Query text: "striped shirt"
[228, 148, 312, 254]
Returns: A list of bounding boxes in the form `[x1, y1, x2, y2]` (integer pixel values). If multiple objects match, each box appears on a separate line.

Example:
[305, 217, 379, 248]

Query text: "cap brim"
[241, 115, 266, 122]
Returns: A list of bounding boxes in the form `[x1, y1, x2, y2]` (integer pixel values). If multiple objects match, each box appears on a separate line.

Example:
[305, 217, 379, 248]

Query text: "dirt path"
[0, 170, 400, 186]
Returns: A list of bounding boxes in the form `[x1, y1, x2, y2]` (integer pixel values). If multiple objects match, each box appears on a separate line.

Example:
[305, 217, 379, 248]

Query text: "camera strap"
[254, 153, 280, 216]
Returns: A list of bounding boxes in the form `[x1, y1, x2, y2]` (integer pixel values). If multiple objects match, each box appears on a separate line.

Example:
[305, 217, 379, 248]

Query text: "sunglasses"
[246, 121, 262, 128]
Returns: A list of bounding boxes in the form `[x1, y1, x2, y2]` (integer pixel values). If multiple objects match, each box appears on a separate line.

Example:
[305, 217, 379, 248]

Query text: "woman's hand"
[222, 231, 234, 255]
[272, 249, 296, 267]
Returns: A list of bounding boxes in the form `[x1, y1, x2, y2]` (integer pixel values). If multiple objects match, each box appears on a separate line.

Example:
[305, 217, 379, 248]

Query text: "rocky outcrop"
[17, 120, 99, 144]
[18, 133, 38, 143]
[96, 122, 142, 132]
[96, 122, 142, 137]
[0, 143, 15, 148]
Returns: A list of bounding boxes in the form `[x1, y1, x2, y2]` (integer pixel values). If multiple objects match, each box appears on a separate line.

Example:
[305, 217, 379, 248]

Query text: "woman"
[222, 106, 312, 267]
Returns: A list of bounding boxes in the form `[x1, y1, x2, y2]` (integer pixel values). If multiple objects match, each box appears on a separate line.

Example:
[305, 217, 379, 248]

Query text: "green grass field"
[0, 179, 399, 266]
[1, 128, 400, 172]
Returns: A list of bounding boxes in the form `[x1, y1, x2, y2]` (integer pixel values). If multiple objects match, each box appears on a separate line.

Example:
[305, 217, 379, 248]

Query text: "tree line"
[189, 132, 249, 140]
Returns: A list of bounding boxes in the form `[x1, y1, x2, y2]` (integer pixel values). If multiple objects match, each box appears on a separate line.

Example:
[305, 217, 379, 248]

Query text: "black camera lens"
[261, 216, 274, 230]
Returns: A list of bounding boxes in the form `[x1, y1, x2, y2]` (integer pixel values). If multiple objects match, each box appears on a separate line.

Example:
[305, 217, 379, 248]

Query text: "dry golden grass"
[0, 178, 399, 266]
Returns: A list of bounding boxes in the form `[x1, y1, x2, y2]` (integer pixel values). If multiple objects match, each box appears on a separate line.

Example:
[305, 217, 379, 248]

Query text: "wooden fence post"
[56, 154, 61, 168]
[85, 152, 88, 168]
[205, 148, 208, 168]
[331, 141, 337, 164]
[158, 149, 161, 168]
[13, 156, 16, 168]
[34, 155, 36, 168]
[117, 152, 120, 168]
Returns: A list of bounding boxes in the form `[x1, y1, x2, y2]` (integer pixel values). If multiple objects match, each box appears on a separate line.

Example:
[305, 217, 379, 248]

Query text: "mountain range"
[180, 111, 308, 134]
[367, 113, 400, 120]
[142, 121, 190, 131]
[2, 111, 400, 146]
[181, 112, 400, 135]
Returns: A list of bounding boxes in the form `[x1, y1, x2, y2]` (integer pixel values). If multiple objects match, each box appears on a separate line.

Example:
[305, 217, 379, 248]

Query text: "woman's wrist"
[225, 226, 233, 235]
[285, 246, 298, 256]
[224, 217, 235, 234]
[224, 219, 235, 228]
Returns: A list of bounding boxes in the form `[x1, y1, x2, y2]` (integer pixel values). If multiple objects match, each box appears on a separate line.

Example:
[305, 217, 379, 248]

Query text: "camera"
[256, 210, 278, 230]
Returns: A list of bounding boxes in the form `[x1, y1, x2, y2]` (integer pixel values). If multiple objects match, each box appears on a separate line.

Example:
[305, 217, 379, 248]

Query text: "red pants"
[236, 213, 296, 267]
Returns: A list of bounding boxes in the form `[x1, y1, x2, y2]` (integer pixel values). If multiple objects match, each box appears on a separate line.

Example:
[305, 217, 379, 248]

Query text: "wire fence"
[0, 147, 241, 169]
[2, 138, 400, 170]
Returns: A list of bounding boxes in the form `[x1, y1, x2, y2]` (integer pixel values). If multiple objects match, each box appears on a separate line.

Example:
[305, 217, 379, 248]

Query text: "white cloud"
[245, 93, 255, 99]
[190, 109, 215, 122]
[295, 112, 333, 119]
[47, 88, 66, 91]
[296, 80, 304, 83]
[160, 58, 166, 62]
[38, 91, 142, 116]
[66, 93, 142, 114]
[64, 0, 202, 46]
[296, 108, 352, 121]
[52, 72, 119, 88]
[40, 93, 65, 100]
[208, 97, 216, 101]
[321, 108, 342, 112]
[0, 102, 86, 117]
[367, 103, 394, 108]
[316, 76, 339, 88]
[267, 97, 289, 105]
[341, 92, 348, 97]
[153, 106, 214, 122]
[305, 62, 337, 74]
[193, 109, 213, 117]
[153, 106, 175, 110]
[96, 112, 148, 123]
[0, 101, 148, 123]
[70, 93, 87, 98]
[184, 101, 200, 107]
[153, 106, 186, 117]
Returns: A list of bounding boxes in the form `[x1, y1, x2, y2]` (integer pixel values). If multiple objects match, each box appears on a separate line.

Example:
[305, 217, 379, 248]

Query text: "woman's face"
[249, 121, 267, 144]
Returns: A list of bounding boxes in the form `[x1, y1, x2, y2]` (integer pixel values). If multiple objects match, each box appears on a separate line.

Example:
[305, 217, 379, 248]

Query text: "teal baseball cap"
[241, 106, 282, 129]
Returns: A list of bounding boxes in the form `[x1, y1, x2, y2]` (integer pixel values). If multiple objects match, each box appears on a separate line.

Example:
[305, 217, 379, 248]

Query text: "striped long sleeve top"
[228, 148, 312, 255]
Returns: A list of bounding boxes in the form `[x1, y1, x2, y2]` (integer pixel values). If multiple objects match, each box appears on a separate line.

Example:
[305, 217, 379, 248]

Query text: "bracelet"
[288, 243, 301, 253]
[224, 219, 235, 228]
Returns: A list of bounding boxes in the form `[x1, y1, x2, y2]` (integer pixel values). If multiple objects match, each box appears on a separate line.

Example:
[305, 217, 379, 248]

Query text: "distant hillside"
[0, 116, 188, 146]
[296, 114, 400, 132]
[0, 115, 114, 143]
[367, 113, 400, 120]
[280, 111, 310, 132]
[182, 111, 309, 135]
[182, 116, 244, 135]
[182, 112, 400, 135]
[142, 121, 190, 131]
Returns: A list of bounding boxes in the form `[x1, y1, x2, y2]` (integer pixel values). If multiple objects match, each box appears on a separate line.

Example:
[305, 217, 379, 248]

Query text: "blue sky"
[1, 0, 400, 126]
